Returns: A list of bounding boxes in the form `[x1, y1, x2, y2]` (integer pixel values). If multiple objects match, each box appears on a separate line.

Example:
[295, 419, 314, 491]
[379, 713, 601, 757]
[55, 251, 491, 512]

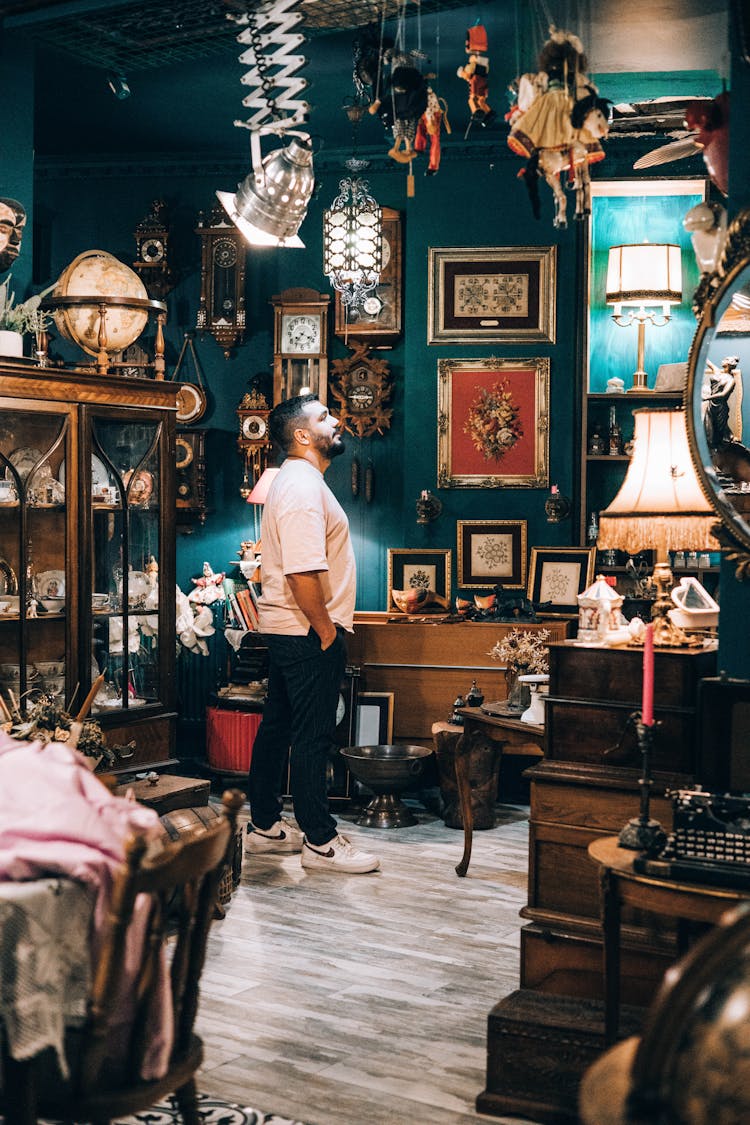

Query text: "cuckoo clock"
[329, 342, 393, 438]
[271, 288, 330, 405]
[196, 204, 246, 357]
[133, 200, 176, 300]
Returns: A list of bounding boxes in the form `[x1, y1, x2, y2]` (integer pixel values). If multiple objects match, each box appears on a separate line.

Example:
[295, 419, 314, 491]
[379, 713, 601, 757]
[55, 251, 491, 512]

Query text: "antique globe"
[50, 249, 150, 358]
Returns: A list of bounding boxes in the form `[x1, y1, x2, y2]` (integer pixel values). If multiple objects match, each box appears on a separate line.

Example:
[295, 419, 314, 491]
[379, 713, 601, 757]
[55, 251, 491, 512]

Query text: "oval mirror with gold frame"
[686, 206, 750, 576]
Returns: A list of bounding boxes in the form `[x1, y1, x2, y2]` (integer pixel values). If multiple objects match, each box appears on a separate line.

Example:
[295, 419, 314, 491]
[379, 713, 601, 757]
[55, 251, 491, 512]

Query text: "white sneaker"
[245, 819, 304, 854]
[301, 834, 381, 874]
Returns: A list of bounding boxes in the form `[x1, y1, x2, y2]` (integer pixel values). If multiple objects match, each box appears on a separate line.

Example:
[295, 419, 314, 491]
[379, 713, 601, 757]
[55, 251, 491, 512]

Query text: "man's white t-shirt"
[257, 457, 356, 636]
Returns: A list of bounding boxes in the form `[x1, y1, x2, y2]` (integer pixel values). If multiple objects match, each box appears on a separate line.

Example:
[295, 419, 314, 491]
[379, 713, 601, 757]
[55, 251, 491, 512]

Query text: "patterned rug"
[1, 1091, 314, 1125]
[114, 1092, 314, 1125]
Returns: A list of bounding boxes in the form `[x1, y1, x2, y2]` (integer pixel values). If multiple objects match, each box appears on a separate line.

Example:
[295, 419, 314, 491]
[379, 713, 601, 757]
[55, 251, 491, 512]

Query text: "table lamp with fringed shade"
[597, 408, 719, 646]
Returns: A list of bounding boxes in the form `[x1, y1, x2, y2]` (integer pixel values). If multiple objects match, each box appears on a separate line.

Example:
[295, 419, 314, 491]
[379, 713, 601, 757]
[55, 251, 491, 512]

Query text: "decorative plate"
[175, 383, 207, 425]
[36, 569, 65, 598]
[124, 468, 153, 505]
[6, 447, 45, 481]
[58, 455, 110, 494]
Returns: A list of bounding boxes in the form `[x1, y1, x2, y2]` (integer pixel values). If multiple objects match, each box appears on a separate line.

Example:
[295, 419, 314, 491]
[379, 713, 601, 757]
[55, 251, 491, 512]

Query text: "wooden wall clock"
[175, 427, 208, 526]
[271, 287, 330, 405]
[133, 200, 176, 300]
[196, 204, 246, 358]
[333, 207, 402, 345]
[237, 388, 272, 494]
[329, 342, 393, 438]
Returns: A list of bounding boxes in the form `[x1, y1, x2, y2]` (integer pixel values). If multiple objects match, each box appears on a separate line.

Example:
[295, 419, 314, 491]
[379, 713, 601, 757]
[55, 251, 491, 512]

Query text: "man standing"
[245, 394, 380, 874]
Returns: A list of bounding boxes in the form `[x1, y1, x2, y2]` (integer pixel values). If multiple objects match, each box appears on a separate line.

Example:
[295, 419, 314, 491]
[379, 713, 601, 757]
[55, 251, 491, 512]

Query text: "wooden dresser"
[347, 614, 571, 747]
[521, 640, 717, 1002]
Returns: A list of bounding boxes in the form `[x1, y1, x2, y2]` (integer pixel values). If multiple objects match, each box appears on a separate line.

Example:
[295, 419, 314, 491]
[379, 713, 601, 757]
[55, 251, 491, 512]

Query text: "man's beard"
[315, 432, 345, 460]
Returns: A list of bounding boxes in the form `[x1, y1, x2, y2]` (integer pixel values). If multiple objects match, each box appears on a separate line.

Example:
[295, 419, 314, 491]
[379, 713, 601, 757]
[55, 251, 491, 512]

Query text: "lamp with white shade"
[597, 407, 719, 646]
[606, 242, 683, 391]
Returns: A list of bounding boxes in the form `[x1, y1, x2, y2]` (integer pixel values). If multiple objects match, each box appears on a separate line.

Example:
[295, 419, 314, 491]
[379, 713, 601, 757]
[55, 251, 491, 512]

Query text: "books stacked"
[228, 582, 261, 632]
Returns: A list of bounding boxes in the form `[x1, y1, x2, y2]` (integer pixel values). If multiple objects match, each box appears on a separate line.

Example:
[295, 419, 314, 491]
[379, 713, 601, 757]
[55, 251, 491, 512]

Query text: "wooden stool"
[432, 720, 500, 830]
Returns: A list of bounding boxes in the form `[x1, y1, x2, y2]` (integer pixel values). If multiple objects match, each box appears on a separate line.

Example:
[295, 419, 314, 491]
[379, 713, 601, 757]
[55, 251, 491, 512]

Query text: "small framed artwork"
[437, 356, 550, 488]
[387, 548, 451, 602]
[428, 246, 557, 345]
[355, 692, 394, 745]
[527, 547, 596, 615]
[457, 520, 527, 589]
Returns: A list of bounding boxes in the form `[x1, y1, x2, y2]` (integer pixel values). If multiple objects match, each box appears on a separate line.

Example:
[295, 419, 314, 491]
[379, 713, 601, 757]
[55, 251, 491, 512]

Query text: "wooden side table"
[588, 836, 748, 1045]
[434, 707, 544, 877]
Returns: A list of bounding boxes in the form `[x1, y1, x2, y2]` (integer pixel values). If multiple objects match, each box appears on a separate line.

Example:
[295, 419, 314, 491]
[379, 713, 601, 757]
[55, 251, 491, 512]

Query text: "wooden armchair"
[1, 787, 245, 1125]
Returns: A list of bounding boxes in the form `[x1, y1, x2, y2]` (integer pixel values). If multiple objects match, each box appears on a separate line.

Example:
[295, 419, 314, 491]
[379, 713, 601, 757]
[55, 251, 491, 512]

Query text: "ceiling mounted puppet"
[457, 23, 495, 130]
[507, 27, 611, 229]
[0, 198, 26, 273]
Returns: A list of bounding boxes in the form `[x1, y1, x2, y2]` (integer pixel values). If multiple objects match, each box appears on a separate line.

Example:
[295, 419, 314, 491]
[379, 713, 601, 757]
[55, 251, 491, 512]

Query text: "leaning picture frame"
[387, 548, 451, 606]
[527, 547, 596, 616]
[428, 246, 557, 345]
[437, 356, 550, 488]
[355, 691, 395, 745]
[457, 520, 527, 589]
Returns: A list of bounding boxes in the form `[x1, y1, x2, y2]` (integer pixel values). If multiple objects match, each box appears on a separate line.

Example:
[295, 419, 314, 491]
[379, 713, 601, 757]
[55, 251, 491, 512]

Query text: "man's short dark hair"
[268, 393, 318, 452]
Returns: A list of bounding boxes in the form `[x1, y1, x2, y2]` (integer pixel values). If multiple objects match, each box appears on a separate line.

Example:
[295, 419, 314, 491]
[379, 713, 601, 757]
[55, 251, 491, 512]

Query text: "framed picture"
[457, 520, 527, 589]
[428, 246, 556, 345]
[387, 548, 451, 603]
[527, 547, 596, 615]
[437, 356, 550, 488]
[355, 692, 394, 745]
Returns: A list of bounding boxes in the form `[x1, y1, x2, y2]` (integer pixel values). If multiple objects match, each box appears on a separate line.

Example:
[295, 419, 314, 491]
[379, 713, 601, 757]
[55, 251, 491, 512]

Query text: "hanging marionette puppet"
[507, 27, 611, 228]
[369, 48, 429, 165]
[457, 22, 494, 127]
[414, 85, 451, 175]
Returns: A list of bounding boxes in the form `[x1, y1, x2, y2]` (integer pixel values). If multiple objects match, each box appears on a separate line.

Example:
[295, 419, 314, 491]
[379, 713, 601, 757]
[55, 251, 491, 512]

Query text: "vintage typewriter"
[633, 789, 750, 889]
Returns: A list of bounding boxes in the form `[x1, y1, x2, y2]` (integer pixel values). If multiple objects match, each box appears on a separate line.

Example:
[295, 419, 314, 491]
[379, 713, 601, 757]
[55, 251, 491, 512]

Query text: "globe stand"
[44, 294, 167, 377]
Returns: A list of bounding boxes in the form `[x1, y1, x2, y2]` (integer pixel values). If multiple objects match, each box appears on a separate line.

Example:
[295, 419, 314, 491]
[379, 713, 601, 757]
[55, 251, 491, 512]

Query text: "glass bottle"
[608, 405, 623, 456]
[587, 511, 600, 545]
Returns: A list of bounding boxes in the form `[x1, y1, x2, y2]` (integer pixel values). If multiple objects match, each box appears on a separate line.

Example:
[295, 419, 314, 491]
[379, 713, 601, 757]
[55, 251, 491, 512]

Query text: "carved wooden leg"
[454, 731, 473, 877]
[175, 1077, 201, 1125]
[600, 865, 621, 1045]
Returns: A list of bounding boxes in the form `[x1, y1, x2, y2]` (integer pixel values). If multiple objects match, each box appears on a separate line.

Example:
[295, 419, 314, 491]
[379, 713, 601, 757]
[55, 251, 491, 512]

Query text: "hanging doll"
[507, 28, 609, 227]
[369, 49, 429, 164]
[456, 23, 493, 124]
[414, 86, 451, 175]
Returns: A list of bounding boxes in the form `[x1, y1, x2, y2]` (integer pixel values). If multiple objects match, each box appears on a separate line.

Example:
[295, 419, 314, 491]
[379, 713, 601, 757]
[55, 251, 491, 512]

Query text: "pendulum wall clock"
[333, 207, 403, 345]
[237, 388, 272, 497]
[196, 203, 246, 357]
[271, 288, 330, 405]
[133, 199, 176, 300]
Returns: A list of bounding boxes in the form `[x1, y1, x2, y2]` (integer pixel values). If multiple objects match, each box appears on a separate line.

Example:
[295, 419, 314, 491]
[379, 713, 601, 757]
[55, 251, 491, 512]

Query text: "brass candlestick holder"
[618, 714, 667, 854]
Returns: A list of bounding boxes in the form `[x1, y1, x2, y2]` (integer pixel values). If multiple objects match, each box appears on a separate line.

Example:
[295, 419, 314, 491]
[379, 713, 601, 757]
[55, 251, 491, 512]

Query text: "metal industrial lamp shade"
[598, 408, 718, 558]
[217, 134, 314, 249]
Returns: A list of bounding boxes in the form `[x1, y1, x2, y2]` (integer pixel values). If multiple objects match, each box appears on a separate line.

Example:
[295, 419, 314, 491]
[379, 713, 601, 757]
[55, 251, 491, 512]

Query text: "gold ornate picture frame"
[428, 246, 557, 344]
[437, 356, 550, 488]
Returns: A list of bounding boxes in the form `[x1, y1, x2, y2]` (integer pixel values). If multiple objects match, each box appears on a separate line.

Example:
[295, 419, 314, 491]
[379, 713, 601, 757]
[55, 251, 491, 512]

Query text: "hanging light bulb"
[323, 178, 383, 311]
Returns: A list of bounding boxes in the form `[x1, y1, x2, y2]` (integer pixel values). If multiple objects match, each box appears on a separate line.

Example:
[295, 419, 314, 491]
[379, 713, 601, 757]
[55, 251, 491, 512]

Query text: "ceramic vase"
[0, 330, 23, 358]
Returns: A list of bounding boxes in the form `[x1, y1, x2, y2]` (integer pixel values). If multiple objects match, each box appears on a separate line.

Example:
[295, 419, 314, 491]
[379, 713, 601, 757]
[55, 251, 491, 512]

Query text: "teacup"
[92, 593, 110, 609]
[0, 480, 16, 502]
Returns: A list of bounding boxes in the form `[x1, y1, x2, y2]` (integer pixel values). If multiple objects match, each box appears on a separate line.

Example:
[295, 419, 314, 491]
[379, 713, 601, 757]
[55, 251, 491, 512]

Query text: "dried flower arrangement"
[4, 691, 116, 768]
[489, 626, 550, 674]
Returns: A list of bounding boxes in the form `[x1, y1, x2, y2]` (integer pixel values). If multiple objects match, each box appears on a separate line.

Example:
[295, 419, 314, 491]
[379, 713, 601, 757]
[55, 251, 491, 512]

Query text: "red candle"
[642, 623, 654, 726]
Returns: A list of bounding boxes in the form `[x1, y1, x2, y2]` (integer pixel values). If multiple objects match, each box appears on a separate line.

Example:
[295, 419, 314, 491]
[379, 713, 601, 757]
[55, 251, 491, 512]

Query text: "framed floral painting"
[428, 246, 557, 344]
[527, 547, 596, 616]
[457, 520, 527, 589]
[437, 356, 550, 488]
[387, 548, 451, 603]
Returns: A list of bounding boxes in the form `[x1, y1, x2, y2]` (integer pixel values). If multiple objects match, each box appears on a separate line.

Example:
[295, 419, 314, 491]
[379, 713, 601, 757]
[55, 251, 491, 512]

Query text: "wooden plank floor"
[195, 797, 544, 1125]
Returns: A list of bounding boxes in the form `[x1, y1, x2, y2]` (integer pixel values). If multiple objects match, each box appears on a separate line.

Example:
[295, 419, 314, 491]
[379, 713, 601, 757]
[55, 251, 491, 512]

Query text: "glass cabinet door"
[89, 415, 164, 716]
[0, 404, 71, 715]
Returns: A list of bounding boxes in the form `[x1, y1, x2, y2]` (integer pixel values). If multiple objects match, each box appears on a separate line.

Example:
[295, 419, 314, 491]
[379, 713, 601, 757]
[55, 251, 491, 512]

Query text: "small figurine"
[414, 86, 451, 175]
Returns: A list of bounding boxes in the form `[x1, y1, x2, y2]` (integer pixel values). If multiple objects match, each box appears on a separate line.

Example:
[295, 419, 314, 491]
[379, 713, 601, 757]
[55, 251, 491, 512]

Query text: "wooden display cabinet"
[0, 359, 177, 771]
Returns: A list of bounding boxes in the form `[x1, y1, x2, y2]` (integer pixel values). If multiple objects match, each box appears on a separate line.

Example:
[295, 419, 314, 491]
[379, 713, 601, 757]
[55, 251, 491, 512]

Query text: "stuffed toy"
[457, 23, 493, 123]
[414, 86, 451, 175]
[369, 49, 429, 164]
